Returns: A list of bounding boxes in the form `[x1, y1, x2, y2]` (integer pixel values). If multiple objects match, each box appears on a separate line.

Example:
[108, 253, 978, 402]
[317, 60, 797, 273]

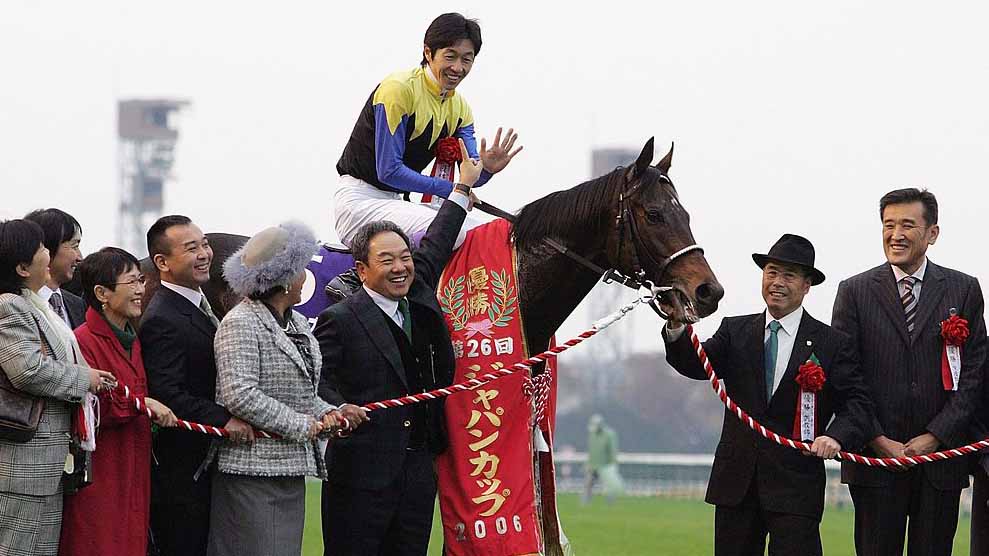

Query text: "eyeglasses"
[113, 276, 147, 288]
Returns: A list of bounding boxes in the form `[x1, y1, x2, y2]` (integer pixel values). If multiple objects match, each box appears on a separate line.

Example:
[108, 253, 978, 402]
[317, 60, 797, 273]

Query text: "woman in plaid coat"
[0, 219, 113, 556]
[208, 221, 342, 556]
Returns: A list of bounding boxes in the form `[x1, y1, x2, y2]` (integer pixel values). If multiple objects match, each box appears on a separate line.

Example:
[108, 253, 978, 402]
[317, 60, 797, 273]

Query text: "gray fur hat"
[223, 221, 318, 297]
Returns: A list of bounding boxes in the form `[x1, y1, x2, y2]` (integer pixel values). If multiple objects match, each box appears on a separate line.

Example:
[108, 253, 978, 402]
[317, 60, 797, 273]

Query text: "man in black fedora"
[661, 234, 874, 556]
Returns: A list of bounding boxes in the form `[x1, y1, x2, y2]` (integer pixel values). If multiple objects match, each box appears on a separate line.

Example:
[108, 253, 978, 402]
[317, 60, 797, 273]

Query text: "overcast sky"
[3, 1, 989, 351]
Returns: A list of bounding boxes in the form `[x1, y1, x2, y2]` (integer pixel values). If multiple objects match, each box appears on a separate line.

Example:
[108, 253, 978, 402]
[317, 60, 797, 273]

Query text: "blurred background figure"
[583, 414, 622, 505]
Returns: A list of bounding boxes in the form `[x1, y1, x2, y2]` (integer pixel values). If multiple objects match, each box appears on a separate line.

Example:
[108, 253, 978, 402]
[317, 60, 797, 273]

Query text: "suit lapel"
[160, 287, 216, 338]
[746, 313, 770, 409]
[910, 261, 947, 343]
[769, 312, 819, 413]
[252, 302, 312, 380]
[351, 289, 409, 390]
[870, 264, 911, 346]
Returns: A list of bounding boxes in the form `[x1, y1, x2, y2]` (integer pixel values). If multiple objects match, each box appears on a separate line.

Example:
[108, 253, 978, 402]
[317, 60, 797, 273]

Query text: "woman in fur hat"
[208, 221, 342, 556]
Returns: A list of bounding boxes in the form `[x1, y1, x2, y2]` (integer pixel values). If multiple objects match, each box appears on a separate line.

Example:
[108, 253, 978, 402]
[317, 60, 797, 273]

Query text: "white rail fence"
[552, 452, 973, 514]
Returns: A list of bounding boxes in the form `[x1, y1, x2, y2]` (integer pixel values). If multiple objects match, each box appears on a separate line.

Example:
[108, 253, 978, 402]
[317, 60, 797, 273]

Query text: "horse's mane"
[512, 167, 624, 251]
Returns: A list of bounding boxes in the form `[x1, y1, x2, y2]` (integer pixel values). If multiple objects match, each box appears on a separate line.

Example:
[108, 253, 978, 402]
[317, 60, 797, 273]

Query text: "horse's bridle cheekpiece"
[473, 168, 702, 321]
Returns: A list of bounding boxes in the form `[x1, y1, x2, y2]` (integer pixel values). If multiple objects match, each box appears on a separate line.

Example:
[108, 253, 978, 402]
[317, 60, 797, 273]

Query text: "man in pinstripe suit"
[832, 188, 987, 556]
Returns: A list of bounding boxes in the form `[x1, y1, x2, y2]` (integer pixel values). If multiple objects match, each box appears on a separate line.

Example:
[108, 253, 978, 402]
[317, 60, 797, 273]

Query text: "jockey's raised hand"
[459, 138, 483, 187]
[479, 127, 522, 174]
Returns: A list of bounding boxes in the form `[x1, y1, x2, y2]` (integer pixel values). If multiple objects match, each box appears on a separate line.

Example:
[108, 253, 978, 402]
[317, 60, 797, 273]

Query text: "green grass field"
[302, 485, 971, 555]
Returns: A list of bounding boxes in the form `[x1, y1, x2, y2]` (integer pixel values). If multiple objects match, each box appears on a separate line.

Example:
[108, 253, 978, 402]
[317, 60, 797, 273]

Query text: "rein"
[471, 169, 702, 320]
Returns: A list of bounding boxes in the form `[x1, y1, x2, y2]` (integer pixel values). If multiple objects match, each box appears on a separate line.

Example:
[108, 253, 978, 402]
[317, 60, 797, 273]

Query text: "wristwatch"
[453, 183, 472, 195]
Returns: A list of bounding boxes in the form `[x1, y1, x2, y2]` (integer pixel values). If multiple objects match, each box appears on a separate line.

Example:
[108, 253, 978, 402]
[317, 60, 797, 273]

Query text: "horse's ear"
[625, 137, 655, 182]
[655, 142, 674, 175]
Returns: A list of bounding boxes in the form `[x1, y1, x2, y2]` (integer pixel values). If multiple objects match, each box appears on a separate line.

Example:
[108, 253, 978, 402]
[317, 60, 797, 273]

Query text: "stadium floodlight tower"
[117, 99, 189, 257]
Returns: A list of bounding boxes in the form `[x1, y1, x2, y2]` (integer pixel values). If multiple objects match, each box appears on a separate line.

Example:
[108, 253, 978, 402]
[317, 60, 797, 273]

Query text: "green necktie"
[398, 298, 412, 340]
[765, 320, 782, 400]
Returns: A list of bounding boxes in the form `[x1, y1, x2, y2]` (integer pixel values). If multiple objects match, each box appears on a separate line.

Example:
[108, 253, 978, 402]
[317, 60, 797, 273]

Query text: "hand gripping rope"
[687, 325, 989, 467]
[114, 289, 660, 440]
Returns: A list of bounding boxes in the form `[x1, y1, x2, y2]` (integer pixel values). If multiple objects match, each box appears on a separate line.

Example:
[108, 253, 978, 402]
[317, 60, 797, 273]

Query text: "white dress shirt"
[160, 280, 205, 308]
[39, 285, 72, 327]
[364, 285, 406, 328]
[891, 257, 928, 302]
[765, 306, 804, 396]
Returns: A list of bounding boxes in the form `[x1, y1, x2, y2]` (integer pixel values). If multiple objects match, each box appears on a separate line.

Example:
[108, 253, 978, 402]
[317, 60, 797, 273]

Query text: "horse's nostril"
[696, 282, 725, 304]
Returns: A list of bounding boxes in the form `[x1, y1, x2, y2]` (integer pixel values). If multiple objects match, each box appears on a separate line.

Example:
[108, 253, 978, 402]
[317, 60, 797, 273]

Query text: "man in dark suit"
[832, 188, 987, 556]
[315, 145, 481, 556]
[24, 208, 86, 329]
[663, 234, 874, 556]
[139, 214, 255, 556]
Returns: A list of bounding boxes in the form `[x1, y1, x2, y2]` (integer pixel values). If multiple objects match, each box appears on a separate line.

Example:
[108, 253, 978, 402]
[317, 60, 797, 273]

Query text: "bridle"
[473, 167, 703, 319]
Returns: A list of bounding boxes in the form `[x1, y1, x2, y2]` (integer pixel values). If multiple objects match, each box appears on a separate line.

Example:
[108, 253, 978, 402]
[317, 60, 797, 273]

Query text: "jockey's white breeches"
[333, 174, 487, 249]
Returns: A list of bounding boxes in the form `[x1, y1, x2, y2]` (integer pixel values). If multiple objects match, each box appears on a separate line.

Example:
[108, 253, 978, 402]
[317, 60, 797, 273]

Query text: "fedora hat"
[752, 234, 825, 285]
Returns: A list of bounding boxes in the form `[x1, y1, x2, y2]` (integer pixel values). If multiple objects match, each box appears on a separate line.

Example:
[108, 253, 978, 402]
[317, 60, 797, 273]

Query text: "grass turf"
[302, 485, 971, 555]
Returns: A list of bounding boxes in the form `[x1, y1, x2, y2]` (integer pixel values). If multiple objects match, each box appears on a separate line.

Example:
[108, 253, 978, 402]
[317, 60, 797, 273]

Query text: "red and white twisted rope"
[114, 295, 650, 439]
[689, 326, 989, 467]
[116, 385, 278, 439]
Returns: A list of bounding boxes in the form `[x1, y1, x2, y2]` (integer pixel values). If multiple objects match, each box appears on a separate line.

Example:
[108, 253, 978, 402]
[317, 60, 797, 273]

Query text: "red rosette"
[435, 136, 463, 165]
[796, 361, 826, 393]
[941, 314, 969, 346]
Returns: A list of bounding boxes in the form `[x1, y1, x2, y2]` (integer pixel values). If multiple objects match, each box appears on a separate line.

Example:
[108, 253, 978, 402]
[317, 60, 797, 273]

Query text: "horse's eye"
[645, 209, 664, 223]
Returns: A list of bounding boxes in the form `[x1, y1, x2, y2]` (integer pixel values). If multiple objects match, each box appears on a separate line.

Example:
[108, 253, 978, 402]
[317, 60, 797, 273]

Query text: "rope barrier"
[115, 293, 655, 440]
[689, 326, 989, 467]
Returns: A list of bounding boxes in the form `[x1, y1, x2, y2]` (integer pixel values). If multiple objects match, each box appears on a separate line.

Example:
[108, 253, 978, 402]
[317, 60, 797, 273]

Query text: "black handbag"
[0, 322, 49, 442]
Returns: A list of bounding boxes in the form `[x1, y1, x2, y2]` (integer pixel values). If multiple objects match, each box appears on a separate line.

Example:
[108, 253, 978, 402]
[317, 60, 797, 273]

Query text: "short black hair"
[421, 13, 482, 66]
[880, 188, 939, 226]
[351, 220, 411, 264]
[0, 219, 45, 295]
[78, 247, 141, 311]
[147, 215, 192, 258]
[23, 208, 82, 257]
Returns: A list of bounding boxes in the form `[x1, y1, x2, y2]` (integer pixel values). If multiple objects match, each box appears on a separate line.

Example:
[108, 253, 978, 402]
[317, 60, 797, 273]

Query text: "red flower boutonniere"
[796, 359, 826, 393]
[941, 313, 970, 346]
[940, 309, 968, 391]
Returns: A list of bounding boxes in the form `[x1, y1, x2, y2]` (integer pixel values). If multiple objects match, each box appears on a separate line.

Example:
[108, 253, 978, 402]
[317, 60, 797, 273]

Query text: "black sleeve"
[413, 198, 468, 289]
[140, 315, 230, 426]
[823, 333, 874, 451]
[664, 319, 734, 381]
[314, 308, 348, 407]
[831, 279, 884, 441]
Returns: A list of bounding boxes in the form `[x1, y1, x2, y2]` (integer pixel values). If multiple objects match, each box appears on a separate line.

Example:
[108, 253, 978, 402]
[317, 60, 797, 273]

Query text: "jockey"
[334, 12, 522, 249]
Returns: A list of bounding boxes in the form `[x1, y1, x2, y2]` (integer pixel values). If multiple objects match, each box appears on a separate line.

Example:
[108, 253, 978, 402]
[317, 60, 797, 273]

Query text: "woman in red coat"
[59, 247, 176, 556]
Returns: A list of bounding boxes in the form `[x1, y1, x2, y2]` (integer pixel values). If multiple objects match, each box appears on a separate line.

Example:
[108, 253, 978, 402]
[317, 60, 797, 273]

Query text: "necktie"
[199, 296, 220, 329]
[901, 276, 918, 335]
[48, 291, 66, 321]
[765, 320, 782, 400]
[397, 298, 412, 340]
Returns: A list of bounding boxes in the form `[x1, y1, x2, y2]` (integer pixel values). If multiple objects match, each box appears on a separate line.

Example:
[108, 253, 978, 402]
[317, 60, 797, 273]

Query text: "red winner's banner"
[436, 218, 556, 556]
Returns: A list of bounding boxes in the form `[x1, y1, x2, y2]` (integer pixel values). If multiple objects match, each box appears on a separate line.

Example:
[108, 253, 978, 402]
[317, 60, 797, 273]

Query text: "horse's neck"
[517, 241, 609, 354]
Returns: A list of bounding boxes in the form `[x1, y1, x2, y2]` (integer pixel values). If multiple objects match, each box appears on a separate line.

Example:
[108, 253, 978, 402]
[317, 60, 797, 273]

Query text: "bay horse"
[140, 137, 723, 554]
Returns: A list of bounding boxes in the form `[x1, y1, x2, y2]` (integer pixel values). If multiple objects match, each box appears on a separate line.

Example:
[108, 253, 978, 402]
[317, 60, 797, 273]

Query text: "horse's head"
[607, 138, 724, 323]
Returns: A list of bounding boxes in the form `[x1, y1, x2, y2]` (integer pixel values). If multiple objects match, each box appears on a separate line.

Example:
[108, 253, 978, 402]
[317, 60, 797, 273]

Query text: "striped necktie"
[199, 296, 220, 329]
[48, 291, 66, 321]
[901, 276, 919, 335]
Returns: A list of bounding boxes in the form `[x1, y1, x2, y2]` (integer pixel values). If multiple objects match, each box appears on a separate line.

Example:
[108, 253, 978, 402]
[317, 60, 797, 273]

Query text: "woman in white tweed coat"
[0, 219, 114, 556]
[208, 221, 343, 556]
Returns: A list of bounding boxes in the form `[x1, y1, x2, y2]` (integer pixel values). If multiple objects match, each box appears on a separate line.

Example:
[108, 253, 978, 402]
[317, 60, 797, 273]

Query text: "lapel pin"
[806, 340, 813, 347]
